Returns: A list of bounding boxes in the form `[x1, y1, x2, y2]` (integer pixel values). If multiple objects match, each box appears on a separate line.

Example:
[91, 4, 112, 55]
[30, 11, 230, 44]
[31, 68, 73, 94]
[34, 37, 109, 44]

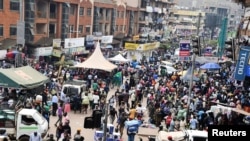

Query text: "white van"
[158, 61, 177, 75]
[61, 79, 87, 97]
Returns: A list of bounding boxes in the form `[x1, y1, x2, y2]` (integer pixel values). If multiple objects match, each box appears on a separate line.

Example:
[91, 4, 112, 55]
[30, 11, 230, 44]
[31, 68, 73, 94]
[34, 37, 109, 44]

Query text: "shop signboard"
[204, 47, 213, 56]
[101, 36, 113, 44]
[179, 40, 191, 57]
[125, 43, 139, 50]
[34, 47, 53, 56]
[52, 49, 62, 57]
[234, 46, 250, 81]
[64, 37, 85, 48]
[139, 42, 160, 51]
[53, 39, 61, 48]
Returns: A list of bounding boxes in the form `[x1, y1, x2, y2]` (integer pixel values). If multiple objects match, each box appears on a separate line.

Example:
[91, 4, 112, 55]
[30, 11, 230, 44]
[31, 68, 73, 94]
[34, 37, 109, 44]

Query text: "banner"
[204, 47, 212, 56]
[125, 43, 139, 50]
[64, 38, 85, 48]
[234, 46, 250, 81]
[53, 39, 61, 48]
[179, 40, 191, 57]
[101, 36, 113, 44]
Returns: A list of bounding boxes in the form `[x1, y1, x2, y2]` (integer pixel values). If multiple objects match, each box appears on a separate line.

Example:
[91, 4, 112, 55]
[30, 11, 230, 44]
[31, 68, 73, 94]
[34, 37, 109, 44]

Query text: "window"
[115, 25, 118, 31]
[21, 115, 37, 125]
[0, 25, 3, 36]
[70, 5, 75, 15]
[124, 25, 126, 31]
[79, 7, 84, 16]
[119, 25, 123, 31]
[87, 8, 91, 16]
[85, 26, 90, 33]
[10, 0, 19, 11]
[10, 25, 17, 36]
[117, 11, 120, 18]
[69, 25, 74, 32]
[0, 0, 3, 10]
[121, 11, 124, 18]
[78, 25, 83, 33]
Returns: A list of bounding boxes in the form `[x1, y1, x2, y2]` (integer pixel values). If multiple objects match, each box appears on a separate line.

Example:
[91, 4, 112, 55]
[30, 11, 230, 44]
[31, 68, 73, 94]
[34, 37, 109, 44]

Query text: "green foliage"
[207, 40, 218, 47]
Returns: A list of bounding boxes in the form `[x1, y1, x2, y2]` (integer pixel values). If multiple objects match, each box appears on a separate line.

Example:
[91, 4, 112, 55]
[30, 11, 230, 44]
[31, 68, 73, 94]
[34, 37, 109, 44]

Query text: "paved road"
[46, 86, 158, 141]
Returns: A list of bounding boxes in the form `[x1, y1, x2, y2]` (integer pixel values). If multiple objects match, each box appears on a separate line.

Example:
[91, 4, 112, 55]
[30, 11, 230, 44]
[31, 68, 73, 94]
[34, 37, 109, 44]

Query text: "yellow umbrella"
[177, 70, 187, 76]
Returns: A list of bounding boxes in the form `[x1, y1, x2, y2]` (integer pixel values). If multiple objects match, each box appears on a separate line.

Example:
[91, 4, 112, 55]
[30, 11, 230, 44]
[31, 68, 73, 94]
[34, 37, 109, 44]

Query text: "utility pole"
[197, 13, 201, 36]
[186, 53, 195, 124]
[103, 103, 109, 141]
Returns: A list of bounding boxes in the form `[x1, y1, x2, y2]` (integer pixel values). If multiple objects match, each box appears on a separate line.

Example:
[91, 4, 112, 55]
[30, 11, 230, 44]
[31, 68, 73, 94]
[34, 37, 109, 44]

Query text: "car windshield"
[33, 112, 45, 125]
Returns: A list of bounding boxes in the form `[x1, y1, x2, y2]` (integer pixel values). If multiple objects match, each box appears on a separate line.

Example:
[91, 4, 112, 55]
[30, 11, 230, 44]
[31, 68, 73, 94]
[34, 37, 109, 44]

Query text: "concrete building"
[169, 8, 205, 36]
[0, 0, 177, 49]
[177, 0, 244, 35]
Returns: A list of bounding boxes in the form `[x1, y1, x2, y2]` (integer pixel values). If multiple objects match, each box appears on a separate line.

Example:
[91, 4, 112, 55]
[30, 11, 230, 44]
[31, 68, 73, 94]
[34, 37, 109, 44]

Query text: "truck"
[0, 108, 49, 141]
[156, 130, 208, 141]
[61, 79, 87, 98]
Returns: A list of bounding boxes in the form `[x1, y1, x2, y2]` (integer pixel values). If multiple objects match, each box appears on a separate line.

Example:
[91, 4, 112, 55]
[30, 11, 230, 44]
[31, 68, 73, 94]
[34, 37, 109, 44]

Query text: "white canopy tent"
[73, 42, 117, 72]
[108, 54, 130, 63]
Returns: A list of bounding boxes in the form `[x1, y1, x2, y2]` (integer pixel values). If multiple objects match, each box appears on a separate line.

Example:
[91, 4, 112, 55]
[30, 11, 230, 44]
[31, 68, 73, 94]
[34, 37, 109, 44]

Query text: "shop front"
[125, 42, 160, 62]
[64, 37, 89, 59]
[33, 46, 53, 62]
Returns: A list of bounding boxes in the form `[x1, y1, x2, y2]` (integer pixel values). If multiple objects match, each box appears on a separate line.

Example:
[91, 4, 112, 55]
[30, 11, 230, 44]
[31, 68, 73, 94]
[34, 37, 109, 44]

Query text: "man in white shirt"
[52, 94, 59, 116]
[93, 94, 100, 109]
[60, 90, 66, 103]
[29, 132, 42, 141]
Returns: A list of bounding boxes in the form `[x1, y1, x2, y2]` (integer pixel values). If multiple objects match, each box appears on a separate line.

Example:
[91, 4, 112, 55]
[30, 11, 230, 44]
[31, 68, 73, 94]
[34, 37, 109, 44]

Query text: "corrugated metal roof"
[0, 38, 17, 50]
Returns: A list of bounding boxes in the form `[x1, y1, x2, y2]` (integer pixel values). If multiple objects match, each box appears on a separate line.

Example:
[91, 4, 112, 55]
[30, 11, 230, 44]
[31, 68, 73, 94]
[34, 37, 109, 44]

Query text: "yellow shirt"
[129, 109, 136, 119]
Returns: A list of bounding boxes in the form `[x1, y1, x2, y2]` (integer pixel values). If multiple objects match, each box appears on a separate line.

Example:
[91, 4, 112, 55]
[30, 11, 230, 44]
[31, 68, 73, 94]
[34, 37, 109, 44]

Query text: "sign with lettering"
[125, 43, 139, 50]
[234, 46, 250, 81]
[179, 40, 191, 57]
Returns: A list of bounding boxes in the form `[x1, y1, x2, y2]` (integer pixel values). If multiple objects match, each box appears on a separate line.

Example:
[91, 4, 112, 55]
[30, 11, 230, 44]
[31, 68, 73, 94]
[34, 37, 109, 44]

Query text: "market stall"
[0, 66, 50, 89]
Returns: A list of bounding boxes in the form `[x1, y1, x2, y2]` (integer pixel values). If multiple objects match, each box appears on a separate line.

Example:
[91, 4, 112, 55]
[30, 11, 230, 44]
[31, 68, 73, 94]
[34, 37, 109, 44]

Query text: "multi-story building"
[138, 0, 176, 34]
[177, 0, 244, 37]
[0, 0, 176, 49]
[169, 8, 205, 36]
[233, 0, 250, 37]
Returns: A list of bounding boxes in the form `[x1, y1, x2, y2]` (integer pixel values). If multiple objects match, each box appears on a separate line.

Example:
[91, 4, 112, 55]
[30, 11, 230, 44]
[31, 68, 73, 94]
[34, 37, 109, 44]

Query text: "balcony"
[37, 11, 47, 18]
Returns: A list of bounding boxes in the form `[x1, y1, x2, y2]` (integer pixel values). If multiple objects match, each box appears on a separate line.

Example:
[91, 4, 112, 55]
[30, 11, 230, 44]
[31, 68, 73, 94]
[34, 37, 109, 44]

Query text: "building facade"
[0, 0, 176, 49]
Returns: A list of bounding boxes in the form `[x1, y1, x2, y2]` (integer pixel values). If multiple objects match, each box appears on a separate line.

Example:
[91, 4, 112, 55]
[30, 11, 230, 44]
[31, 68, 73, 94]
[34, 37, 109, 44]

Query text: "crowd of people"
[1, 48, 250, 141]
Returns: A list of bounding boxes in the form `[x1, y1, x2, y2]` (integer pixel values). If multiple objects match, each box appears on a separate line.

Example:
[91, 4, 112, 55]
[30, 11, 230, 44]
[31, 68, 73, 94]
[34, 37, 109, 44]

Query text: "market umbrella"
[200, 62, 221, 69]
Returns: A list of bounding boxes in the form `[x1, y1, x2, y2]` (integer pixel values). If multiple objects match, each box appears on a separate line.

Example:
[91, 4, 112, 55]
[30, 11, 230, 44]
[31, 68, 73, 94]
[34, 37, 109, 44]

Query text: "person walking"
[109, 106, 118, 124]
[51, 94, 59, 116]
[55, 103, 63, 127]
[55, 123, 64, 141]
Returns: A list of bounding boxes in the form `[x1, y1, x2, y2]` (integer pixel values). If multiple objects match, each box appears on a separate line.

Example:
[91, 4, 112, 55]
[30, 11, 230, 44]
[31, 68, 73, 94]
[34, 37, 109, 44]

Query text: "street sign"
[179, 40, 191, 56]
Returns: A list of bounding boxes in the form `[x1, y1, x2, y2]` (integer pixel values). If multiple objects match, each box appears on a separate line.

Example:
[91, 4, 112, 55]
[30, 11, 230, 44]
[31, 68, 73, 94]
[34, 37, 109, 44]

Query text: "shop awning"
[34, 37, 53, 46]
[0, 38, 17, 50]
[0, 66, 50, 89]
[110, 39, 120, 45]
[113, 32, 125, 40]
